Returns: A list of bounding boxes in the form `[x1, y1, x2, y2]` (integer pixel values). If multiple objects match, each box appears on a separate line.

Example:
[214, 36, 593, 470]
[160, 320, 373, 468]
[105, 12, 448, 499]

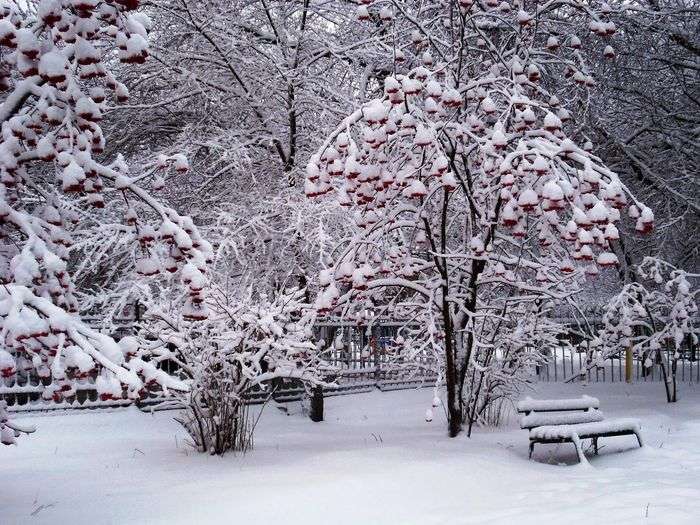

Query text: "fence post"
[309, 385, 324, 422]
[625, 346, 633, 383]
[372, 325, 381, 385]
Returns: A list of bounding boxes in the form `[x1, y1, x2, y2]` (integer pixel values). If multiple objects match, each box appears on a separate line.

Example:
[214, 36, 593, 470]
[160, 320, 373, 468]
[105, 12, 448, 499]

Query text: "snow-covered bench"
[517, 396, 643, 463]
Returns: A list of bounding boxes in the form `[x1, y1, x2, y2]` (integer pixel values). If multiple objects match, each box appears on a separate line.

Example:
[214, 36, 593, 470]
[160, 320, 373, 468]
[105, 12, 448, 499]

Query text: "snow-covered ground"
[3, 382, 700, 524]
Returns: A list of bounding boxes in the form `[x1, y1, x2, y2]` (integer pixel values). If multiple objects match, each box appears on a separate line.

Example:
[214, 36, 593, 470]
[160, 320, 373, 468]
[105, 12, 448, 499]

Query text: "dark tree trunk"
[443, 298, 463, 437]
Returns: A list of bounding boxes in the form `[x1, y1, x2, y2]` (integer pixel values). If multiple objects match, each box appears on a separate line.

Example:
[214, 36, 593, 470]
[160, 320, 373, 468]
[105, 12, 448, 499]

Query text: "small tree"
[307, 0, 652, 437]
[598, 258, 698, 402]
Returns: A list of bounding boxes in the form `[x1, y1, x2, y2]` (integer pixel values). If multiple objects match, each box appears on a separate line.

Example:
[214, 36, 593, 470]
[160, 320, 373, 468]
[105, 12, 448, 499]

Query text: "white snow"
[543, 112, 562, 130]
[597, 251, 619, 266]
[3, 383, 700, 524]
[38, 51, 68, 81]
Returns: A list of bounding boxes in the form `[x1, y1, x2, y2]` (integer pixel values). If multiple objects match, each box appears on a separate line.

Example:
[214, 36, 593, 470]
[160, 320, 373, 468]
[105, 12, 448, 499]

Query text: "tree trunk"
[669, 344, 678, 403]
[447, 397, 463, 437]
[443, 298, 462, 437]
[657, 349, 675, 403]
[625, 346, 633, 383]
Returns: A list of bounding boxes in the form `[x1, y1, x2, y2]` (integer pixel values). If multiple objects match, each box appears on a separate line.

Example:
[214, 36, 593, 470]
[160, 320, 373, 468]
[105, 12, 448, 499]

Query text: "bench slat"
[517, 395, 600, 413]
[519, 409, 604, 429]
[528, 418, 641, 441]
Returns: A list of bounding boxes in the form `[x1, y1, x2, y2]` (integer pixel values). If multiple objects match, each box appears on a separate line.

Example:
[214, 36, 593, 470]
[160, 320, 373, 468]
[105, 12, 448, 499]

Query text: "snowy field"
[3, 383, 700, 525]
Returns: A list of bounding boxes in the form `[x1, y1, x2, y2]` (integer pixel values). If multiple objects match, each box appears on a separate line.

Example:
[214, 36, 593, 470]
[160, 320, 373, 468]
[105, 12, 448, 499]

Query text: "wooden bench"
[517, 395, 643, 464]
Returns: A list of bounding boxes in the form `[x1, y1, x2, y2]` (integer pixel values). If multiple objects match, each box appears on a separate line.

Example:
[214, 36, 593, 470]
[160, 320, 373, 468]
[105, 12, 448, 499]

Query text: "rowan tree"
[0, 0, 209, 444]
[307, 0, 654, 436]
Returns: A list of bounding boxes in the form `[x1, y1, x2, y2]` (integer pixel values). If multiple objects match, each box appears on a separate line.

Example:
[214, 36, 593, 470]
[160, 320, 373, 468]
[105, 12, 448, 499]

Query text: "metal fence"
[4, 315, 695, 413]
[536, 345, 700, 383]
[1, 365, 438, 414]
[2, 321, 438, 413]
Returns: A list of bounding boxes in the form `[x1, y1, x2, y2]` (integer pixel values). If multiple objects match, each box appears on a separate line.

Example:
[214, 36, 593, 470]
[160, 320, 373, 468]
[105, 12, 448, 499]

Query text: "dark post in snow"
[372, 328, 381, 382]
[309, 385, 324, 422]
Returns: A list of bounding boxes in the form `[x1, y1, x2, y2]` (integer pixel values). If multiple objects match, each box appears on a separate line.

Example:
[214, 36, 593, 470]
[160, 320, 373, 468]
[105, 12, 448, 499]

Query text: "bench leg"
[572, 435, 587, 464]
[593, 437, 599, 455]
[634, 431, 644, 448]
[529, 441, 535, 459]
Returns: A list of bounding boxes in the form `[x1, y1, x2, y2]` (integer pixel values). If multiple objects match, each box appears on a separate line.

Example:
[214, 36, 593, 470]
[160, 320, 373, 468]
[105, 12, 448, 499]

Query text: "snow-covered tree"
[73, 0, 381, 295]
[307, 0, 653, 436]
[99, 0, 696, 300]
[598, 258, 698, 402]
[0, 1, 210, 443]
[106, 0, 379, 199]
[211, 193, 351, 296]
[587, 1, 699, 275]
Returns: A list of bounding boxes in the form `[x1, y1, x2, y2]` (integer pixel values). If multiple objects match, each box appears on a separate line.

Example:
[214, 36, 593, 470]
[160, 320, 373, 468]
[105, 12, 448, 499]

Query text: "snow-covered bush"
[0, 1, 210, 444]
[598, 258, 698, 402]
[307, 1, 653, 437]
[145, 287, 331, 455]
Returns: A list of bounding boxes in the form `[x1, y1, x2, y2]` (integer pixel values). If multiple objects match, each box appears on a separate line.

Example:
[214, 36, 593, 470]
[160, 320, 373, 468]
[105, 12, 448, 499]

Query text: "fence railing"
[2, 354, 438, 414]
[536, 346, 700, 383]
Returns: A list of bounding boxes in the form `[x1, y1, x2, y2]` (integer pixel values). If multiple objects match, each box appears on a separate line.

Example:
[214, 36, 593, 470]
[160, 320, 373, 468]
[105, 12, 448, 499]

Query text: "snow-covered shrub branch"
[212, 191, 352, 294]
